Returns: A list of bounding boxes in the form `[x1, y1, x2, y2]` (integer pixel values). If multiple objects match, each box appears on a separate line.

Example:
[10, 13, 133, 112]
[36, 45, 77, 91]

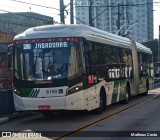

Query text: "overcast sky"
[0, 0, 160, 39]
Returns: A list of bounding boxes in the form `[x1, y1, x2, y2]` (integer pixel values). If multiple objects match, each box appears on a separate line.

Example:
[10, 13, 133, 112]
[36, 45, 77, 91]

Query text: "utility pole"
[117, 3, 121, 35]
[89, 0, 93, 26]
[60, 0, 65, 24]
[70, 0, 74, 24]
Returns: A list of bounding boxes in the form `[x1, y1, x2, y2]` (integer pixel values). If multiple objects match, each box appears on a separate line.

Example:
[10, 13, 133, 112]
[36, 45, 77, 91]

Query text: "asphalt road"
[70, 95, 160, 140]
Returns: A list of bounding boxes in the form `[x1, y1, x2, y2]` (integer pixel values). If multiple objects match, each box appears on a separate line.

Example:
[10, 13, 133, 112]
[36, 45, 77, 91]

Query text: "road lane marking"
[55, 94, 160, 140]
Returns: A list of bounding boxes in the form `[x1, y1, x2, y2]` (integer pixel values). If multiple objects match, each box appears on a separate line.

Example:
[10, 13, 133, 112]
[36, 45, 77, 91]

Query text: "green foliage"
[142, 39, 158, 62]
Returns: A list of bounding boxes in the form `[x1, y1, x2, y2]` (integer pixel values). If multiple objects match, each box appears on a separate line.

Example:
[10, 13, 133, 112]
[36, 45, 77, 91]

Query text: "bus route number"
[23, 44, 31, 50]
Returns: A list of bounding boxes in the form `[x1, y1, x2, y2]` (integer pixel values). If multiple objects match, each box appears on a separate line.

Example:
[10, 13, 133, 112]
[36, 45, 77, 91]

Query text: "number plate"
[38, 106, 50, 110]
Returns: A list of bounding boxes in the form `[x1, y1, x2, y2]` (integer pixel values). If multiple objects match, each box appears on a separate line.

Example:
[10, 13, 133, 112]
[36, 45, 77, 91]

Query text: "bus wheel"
[94, 92, 106, 114]
[143, 80, 149, 96]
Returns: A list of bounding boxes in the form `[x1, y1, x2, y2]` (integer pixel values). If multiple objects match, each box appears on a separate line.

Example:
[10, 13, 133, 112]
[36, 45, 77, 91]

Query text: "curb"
[0, 117, 9, 123]
[0, 111, 31, 124]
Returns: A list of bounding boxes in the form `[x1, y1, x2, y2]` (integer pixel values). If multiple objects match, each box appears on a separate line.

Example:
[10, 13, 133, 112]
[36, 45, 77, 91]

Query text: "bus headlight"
[13, 87, 20, 95]
[67, 83, 83, 95]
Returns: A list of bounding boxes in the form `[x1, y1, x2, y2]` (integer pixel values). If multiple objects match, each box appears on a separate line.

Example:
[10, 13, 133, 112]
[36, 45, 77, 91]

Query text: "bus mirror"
[8, 44, 13, 68]
[8, 53, 12, 68]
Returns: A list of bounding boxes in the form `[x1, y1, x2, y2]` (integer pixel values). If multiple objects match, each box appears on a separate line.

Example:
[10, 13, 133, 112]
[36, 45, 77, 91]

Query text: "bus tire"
[123, 84, 130, 104]
[94, 89, 106, 114]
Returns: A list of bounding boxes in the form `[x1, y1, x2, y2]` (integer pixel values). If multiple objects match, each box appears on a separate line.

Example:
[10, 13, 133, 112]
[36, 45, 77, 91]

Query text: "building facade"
[0, 12, 53, 35]
[0, 12, 53, 89]
[75, 0, 154, 42]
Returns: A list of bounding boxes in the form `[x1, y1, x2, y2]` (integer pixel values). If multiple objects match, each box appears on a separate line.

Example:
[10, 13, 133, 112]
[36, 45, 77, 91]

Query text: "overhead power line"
[154, 0, 160, 9]
[76, 2, 159, 7]
[10, 0, 59, 10]
[9, 0, 101, 25]
[76, 1, 156, 22]
[59, 4, 88, 25]
[91, 0, 119, 21]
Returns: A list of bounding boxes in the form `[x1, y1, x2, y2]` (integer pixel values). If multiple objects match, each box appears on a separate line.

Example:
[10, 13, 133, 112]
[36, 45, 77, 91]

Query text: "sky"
[0, 0, 160, 39]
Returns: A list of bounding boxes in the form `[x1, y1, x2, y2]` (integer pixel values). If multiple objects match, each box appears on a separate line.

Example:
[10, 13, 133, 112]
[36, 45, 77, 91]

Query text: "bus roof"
[14, 24, 152, 54]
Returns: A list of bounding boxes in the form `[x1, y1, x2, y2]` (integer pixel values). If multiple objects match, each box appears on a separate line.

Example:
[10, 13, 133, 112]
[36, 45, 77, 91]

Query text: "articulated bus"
[8, 24, 154, 115]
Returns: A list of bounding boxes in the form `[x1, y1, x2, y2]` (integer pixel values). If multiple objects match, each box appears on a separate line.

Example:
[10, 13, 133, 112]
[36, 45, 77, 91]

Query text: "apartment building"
[75, 0, 153, 42]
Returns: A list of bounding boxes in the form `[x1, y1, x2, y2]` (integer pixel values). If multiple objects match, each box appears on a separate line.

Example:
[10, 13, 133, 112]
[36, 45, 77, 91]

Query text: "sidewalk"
[0, 111, 31, 124]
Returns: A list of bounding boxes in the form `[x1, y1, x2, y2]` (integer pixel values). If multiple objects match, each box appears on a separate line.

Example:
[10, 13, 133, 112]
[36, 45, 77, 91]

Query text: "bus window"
[138, 52, 151, 77]
[14, 41, 81, 80]
[84, 41, 96, 74]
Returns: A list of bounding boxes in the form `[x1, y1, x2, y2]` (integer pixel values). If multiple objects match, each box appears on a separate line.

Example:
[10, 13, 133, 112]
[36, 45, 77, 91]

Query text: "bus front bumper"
[13, 92, 86, 111]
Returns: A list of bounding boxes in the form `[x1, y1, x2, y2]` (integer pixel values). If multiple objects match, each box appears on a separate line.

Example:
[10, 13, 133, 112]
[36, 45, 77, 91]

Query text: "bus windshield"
[14, 41, 81, 81]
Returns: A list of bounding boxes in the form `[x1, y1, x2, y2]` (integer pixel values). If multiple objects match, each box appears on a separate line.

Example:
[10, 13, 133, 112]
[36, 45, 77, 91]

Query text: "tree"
[143, 39, 158, 62]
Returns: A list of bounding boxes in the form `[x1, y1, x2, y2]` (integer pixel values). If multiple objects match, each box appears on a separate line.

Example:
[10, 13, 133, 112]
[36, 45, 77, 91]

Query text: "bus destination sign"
[23, 42, 68, 50]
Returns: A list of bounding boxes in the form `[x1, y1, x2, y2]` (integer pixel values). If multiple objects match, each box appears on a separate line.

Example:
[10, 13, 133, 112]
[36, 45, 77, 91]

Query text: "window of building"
[82, 17, 85, 20]
[77, 12, 80, 15]
[97, 21, 101, 25]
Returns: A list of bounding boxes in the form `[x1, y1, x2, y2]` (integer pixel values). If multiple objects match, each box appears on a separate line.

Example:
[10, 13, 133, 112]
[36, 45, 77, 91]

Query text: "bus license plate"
[38, 106, 51, 110]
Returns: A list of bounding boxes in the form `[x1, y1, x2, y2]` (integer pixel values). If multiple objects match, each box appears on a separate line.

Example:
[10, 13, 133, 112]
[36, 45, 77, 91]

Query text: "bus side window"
[84, 40, 96, 74]
[88, 50, 96, 64]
